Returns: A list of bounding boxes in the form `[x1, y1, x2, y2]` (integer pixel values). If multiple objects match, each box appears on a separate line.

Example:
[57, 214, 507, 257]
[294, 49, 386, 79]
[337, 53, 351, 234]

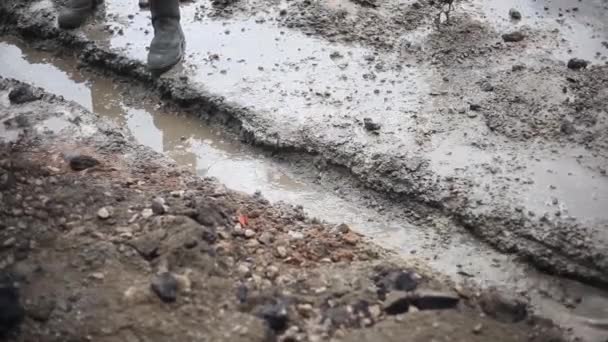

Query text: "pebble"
[509, 8, 522, 20]
[89, 272, 105, 280]
[97, 207, 111, 220]
[567, 58, 589, 70]
[233, 223, 244, 236]
[244, 229, 256, 238]
[170, 190, 184, 198]
[502, 31, 525, 42]
[276, 246, 288, 258]
[151, 197, 166, 215]
[473, 323, 483, 334]
[363, 118, 381, 131]
[8, 85, 40, 104]
[265, 265, 279, 280]
[141, 208, 153, 219]
[237, 264, 251, 277]
[257, 231, 273, 245]
[150, 272, 178, 303]
[67, 154, 100, 171]
[288, 231, 304, 241]
[3, 237, 16, 248]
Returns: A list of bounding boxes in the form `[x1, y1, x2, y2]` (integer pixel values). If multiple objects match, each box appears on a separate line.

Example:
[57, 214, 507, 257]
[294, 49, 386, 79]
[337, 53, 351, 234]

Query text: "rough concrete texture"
[0, 77, 570, 341]
[0, 0, 606, 289]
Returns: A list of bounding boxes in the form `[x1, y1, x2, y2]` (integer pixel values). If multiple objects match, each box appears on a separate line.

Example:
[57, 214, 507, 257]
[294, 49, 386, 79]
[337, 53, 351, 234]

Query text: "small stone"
[89, 272, 104, 280]
[170, 190, 184, 198]
[473, 323, 483, 334]
[237, 264, 251, 277]
[479, 288, 527, 323]
[369, 304, 381, 318]
[297, 303, 314, 316]
[336, 223, 350, 234]
[342, 231, 360, 245]
[508, 8, 522, 20]
[258, 232, 273, 245]
[276, 246, 288, 258]
[288, 231, 304, 240]
[151, 197, 166, 215]
[141, 208, 154, 219]
[233, 223, 244, 236]
[255, 300, 289, 331]
[502, 31, 525, 42]
[150, 272, 178, 303]
[8, 85, 40, 104]
[480, 81, 494, 92]
[2, 238, 16, 248]
[363, 118, 381, 131]
[265, 265, 279, 279]
[66, 154, 100, 171]
[511, 64, 525, 72]
[567, 58, 589, 70]
[97, 207, 111, 220]
[244, 229, 256, 238]
[470, 103, 482, 111]
[27, 296, 55, 322]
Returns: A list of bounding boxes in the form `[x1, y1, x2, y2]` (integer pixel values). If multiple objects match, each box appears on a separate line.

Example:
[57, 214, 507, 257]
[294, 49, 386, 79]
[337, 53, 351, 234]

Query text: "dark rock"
[479, 289, 528, 323]
[8, 85, 40, 104]
[411, 290, 459, 310]
[194, 201, 231, 228]
[394, 271, 418, 291]
[511, 64, 526, 72]
[0, 278, 24, 335]
[480, 81, 494, 92]
[383, 291, 410, 315]
[151, 272, 178, 303]
[560, 120, 576, 135]
[470, 104, 482, 111]
[26, 296, 56, 322]
[502, 31, 525, 42]
[363, 118, 381, 131]
[509, 8, 522, 20]
[236, 283, 248, 303]
[0, 171, 16, 191]
[130, 230, 165, 260]
[66, 154, 100, 171]
[255, 300, 289, 331]
[567, 58, 589, 70]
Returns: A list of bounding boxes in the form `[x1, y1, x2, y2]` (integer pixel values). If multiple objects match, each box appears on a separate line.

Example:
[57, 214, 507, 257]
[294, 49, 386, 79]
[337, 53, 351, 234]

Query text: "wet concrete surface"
[2, 36, 608, 341]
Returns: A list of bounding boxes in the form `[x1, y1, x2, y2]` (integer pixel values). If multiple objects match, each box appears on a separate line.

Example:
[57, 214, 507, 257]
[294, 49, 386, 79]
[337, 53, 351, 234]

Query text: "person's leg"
[147, 0, 185, 74]
[57, 0, 103, 29]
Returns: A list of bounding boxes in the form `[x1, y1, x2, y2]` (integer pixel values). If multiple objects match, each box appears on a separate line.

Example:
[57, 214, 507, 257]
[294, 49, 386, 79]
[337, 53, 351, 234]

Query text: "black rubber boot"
[147, 0, 185, 74]
[58, 0, 102, 29]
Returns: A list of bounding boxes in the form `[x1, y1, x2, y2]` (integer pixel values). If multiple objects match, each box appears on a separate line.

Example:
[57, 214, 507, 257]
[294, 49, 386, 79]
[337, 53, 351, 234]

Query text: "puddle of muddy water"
[465, 0, 608, 62]
[2, 37, 608, 341]
[79, 0, 428, 143]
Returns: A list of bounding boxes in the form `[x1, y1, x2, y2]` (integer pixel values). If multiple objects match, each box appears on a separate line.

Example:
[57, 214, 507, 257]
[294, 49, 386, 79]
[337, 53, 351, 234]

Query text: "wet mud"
[0, 0, 608, 339]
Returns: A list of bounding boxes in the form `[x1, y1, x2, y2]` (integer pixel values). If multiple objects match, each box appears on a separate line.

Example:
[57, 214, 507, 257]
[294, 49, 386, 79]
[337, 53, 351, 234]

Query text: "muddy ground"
[0, 0, 606, 289]
[0, 0, 607, 340]
[0, 78, 569, 341]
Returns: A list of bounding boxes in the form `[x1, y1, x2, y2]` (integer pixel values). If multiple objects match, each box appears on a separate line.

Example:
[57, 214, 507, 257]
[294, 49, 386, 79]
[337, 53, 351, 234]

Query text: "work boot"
[58, 0, 102, 29]
[148, 0, 185, 73]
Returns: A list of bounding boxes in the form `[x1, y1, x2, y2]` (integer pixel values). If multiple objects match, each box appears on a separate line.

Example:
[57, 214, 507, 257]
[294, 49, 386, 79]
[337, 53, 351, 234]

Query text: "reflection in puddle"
[81, 0, 428, 139]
